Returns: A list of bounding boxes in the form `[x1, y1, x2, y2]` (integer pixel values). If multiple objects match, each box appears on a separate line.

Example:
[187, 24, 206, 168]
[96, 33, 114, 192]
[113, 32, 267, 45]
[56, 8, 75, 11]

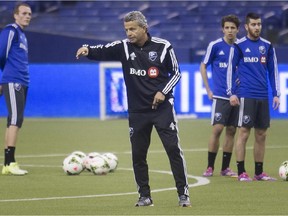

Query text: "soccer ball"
[102, 152, 118, 172]
[62, 154, 84, 175]
[83, 152, 101, 172]
[71, 151, 86, 159]
[87, 152, 101, 158]
[88, 155, 110, 175]
[279, 161, 288, 181]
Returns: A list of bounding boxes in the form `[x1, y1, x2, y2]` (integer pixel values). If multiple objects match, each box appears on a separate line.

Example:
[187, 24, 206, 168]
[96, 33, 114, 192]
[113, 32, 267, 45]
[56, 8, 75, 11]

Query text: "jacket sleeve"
[226, 44, 240, 96]
[0, 25, 18, 71]
[0, 27, 14, 71]
[160, 45, 181, 95]
[85, 40, 124, 62]
[267, 45, 281, 97]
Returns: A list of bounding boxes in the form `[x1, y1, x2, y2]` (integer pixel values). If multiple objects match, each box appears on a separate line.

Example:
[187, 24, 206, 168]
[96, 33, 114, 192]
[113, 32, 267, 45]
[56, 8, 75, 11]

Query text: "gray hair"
[124, 11, 148, 28]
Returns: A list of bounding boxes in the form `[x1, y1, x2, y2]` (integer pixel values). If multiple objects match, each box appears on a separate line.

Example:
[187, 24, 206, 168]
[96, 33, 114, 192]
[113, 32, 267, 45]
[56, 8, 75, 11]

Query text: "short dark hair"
[245, 12, 261, 24]
[13, 2, 31, 15]
[221, 14, 240, 29]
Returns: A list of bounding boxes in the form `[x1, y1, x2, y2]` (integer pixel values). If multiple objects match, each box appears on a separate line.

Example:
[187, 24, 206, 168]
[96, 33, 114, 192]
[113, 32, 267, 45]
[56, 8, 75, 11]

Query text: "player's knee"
[7, 117, 24, 128]
[165, 143, 180, 155]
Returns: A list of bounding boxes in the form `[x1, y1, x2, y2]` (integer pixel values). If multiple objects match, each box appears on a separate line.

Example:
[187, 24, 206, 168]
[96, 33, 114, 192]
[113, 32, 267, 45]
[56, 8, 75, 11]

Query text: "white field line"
[0, 168, 209, 203]
[0, 145, 287, 159]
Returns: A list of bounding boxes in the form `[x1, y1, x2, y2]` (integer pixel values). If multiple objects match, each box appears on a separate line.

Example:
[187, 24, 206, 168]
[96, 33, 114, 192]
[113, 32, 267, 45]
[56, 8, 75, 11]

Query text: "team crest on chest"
[259, 46, 266, 54]
[149, 51, 157, 61]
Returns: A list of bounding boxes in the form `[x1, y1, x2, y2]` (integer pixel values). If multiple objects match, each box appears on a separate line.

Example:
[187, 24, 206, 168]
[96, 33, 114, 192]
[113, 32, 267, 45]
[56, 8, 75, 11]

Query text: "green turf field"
[0, 118, 287, 215]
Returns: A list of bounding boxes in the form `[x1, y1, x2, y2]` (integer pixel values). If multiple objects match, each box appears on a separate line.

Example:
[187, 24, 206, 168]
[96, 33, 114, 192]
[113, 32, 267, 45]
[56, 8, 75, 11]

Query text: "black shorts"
[2, 83, 28, 128]
[211, 98, 239, 127]
[238, 98, 270, 129]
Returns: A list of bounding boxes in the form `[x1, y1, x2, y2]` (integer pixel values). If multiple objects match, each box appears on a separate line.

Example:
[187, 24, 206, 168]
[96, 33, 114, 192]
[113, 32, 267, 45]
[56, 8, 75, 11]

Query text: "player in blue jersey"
[200, 15, 240, 178]
[227, 12, 281, 181]
[0, 3, 32, 175]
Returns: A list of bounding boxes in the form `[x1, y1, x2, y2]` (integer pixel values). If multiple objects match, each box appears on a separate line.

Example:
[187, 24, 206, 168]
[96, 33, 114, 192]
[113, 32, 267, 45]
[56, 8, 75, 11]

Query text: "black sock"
[7, 146, 16, 165]
[221, 152, 232, 171]
[4, 149, 8, 166]
[237, 161, 245, 175]
[207, 152, 217, 169]
[255, 162, 263, 176]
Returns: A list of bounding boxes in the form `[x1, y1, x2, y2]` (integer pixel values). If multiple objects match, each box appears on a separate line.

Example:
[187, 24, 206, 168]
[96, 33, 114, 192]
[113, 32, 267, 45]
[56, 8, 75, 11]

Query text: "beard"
[247, 28, 261, 40]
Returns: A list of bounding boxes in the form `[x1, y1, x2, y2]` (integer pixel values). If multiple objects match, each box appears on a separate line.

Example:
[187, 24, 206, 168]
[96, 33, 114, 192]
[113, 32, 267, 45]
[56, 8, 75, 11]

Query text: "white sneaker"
[3, 162, 28, 175]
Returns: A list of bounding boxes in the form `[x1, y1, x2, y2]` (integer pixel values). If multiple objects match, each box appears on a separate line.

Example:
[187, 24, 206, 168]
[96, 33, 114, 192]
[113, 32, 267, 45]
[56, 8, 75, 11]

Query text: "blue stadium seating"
[0, 0, 287, 62]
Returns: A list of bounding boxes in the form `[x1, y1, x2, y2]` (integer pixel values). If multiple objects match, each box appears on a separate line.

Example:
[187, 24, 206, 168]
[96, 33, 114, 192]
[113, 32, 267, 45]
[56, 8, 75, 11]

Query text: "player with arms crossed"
[227, 12, 280, 181]
[76, 11, 191, 207]
[201, 15, 240, 177]
[0, 3, 32, 175]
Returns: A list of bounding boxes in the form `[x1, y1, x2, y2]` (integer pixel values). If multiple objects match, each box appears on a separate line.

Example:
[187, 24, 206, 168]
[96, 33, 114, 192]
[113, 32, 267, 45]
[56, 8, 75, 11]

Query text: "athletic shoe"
[220, 168, 238, 177]
[2, 166, 8, 175]
[135, 197, 154, 207]
[178, 195, 191, 207]
[3, 162, 28, 175]
[253, 172, 277, 181]
[238, 172, 252, 182]
[202, 167, 213, 177]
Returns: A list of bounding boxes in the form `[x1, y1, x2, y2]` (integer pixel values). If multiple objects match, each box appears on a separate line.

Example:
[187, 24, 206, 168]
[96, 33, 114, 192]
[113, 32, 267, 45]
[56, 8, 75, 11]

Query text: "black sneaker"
[178, 195, 191, 207]
[135, 197, 154, 207]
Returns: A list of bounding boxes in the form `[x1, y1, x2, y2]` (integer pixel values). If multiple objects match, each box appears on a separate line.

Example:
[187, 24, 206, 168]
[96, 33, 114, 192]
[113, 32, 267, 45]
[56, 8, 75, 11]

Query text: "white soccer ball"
[71, 151, 86, 159]
[102, 152, 118, 172]
[87, 152, 101, 158]
[62, 154, 84, 175]
[83, 152, 101, 172]
[88, 155, 110, 175]
[279, 161, 288, 181]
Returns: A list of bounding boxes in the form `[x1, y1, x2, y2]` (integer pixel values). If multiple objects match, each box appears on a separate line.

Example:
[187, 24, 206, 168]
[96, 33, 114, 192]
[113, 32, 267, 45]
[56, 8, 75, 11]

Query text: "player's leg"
[203, 124, 224, 176]
[220, 103, 238, 176]
[2, 83, 27, 175]
[236, 98, 254, 181]
[220, 125, 237, 176]
[154, 99, 190, 207]
[203, 98, 225, 176]
[129, 112, 154, 206]
[253, 99, 275, 181]
[254, 128, 267, 171]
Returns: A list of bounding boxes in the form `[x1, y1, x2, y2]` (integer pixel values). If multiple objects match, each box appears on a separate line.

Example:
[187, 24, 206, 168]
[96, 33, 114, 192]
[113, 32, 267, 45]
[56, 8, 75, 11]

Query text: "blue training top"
[202, 37, 237, 100]
[227, 36, 280, 99]
[0, 23, 29, 86]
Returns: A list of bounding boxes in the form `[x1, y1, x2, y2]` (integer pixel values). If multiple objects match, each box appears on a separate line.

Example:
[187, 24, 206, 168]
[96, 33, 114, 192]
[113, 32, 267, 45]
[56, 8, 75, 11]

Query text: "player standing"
[76, 11, 191, 207]
[201, 15, 240, 177]
[227, 12, 281, 181]
[0, 3, 32, 175]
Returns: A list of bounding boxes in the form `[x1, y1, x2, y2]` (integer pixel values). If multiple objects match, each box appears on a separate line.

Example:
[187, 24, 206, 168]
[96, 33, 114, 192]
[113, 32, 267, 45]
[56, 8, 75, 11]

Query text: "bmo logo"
[219, 62, 228, 68]
[244, 57, 259, 63]
[130, 68, 146, 76]
[148, 67, 159, 78]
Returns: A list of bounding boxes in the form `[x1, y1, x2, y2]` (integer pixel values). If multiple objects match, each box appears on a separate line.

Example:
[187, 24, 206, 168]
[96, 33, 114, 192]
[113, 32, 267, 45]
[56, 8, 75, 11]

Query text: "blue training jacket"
[202, 37, 238, 100]
[0, 23, 29, 86]
[227, 36, 280, 99]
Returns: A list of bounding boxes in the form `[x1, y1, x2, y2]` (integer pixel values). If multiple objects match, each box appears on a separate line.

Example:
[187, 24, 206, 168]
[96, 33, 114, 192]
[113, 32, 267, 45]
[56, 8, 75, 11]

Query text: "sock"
[6, 146, 16, 165]
[221, 152, 232, 171]
[237, 161, 245, 176]
[207, 152, 217, 169]
[255, 162, 263, 176]
[4, 148, 8, 166]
